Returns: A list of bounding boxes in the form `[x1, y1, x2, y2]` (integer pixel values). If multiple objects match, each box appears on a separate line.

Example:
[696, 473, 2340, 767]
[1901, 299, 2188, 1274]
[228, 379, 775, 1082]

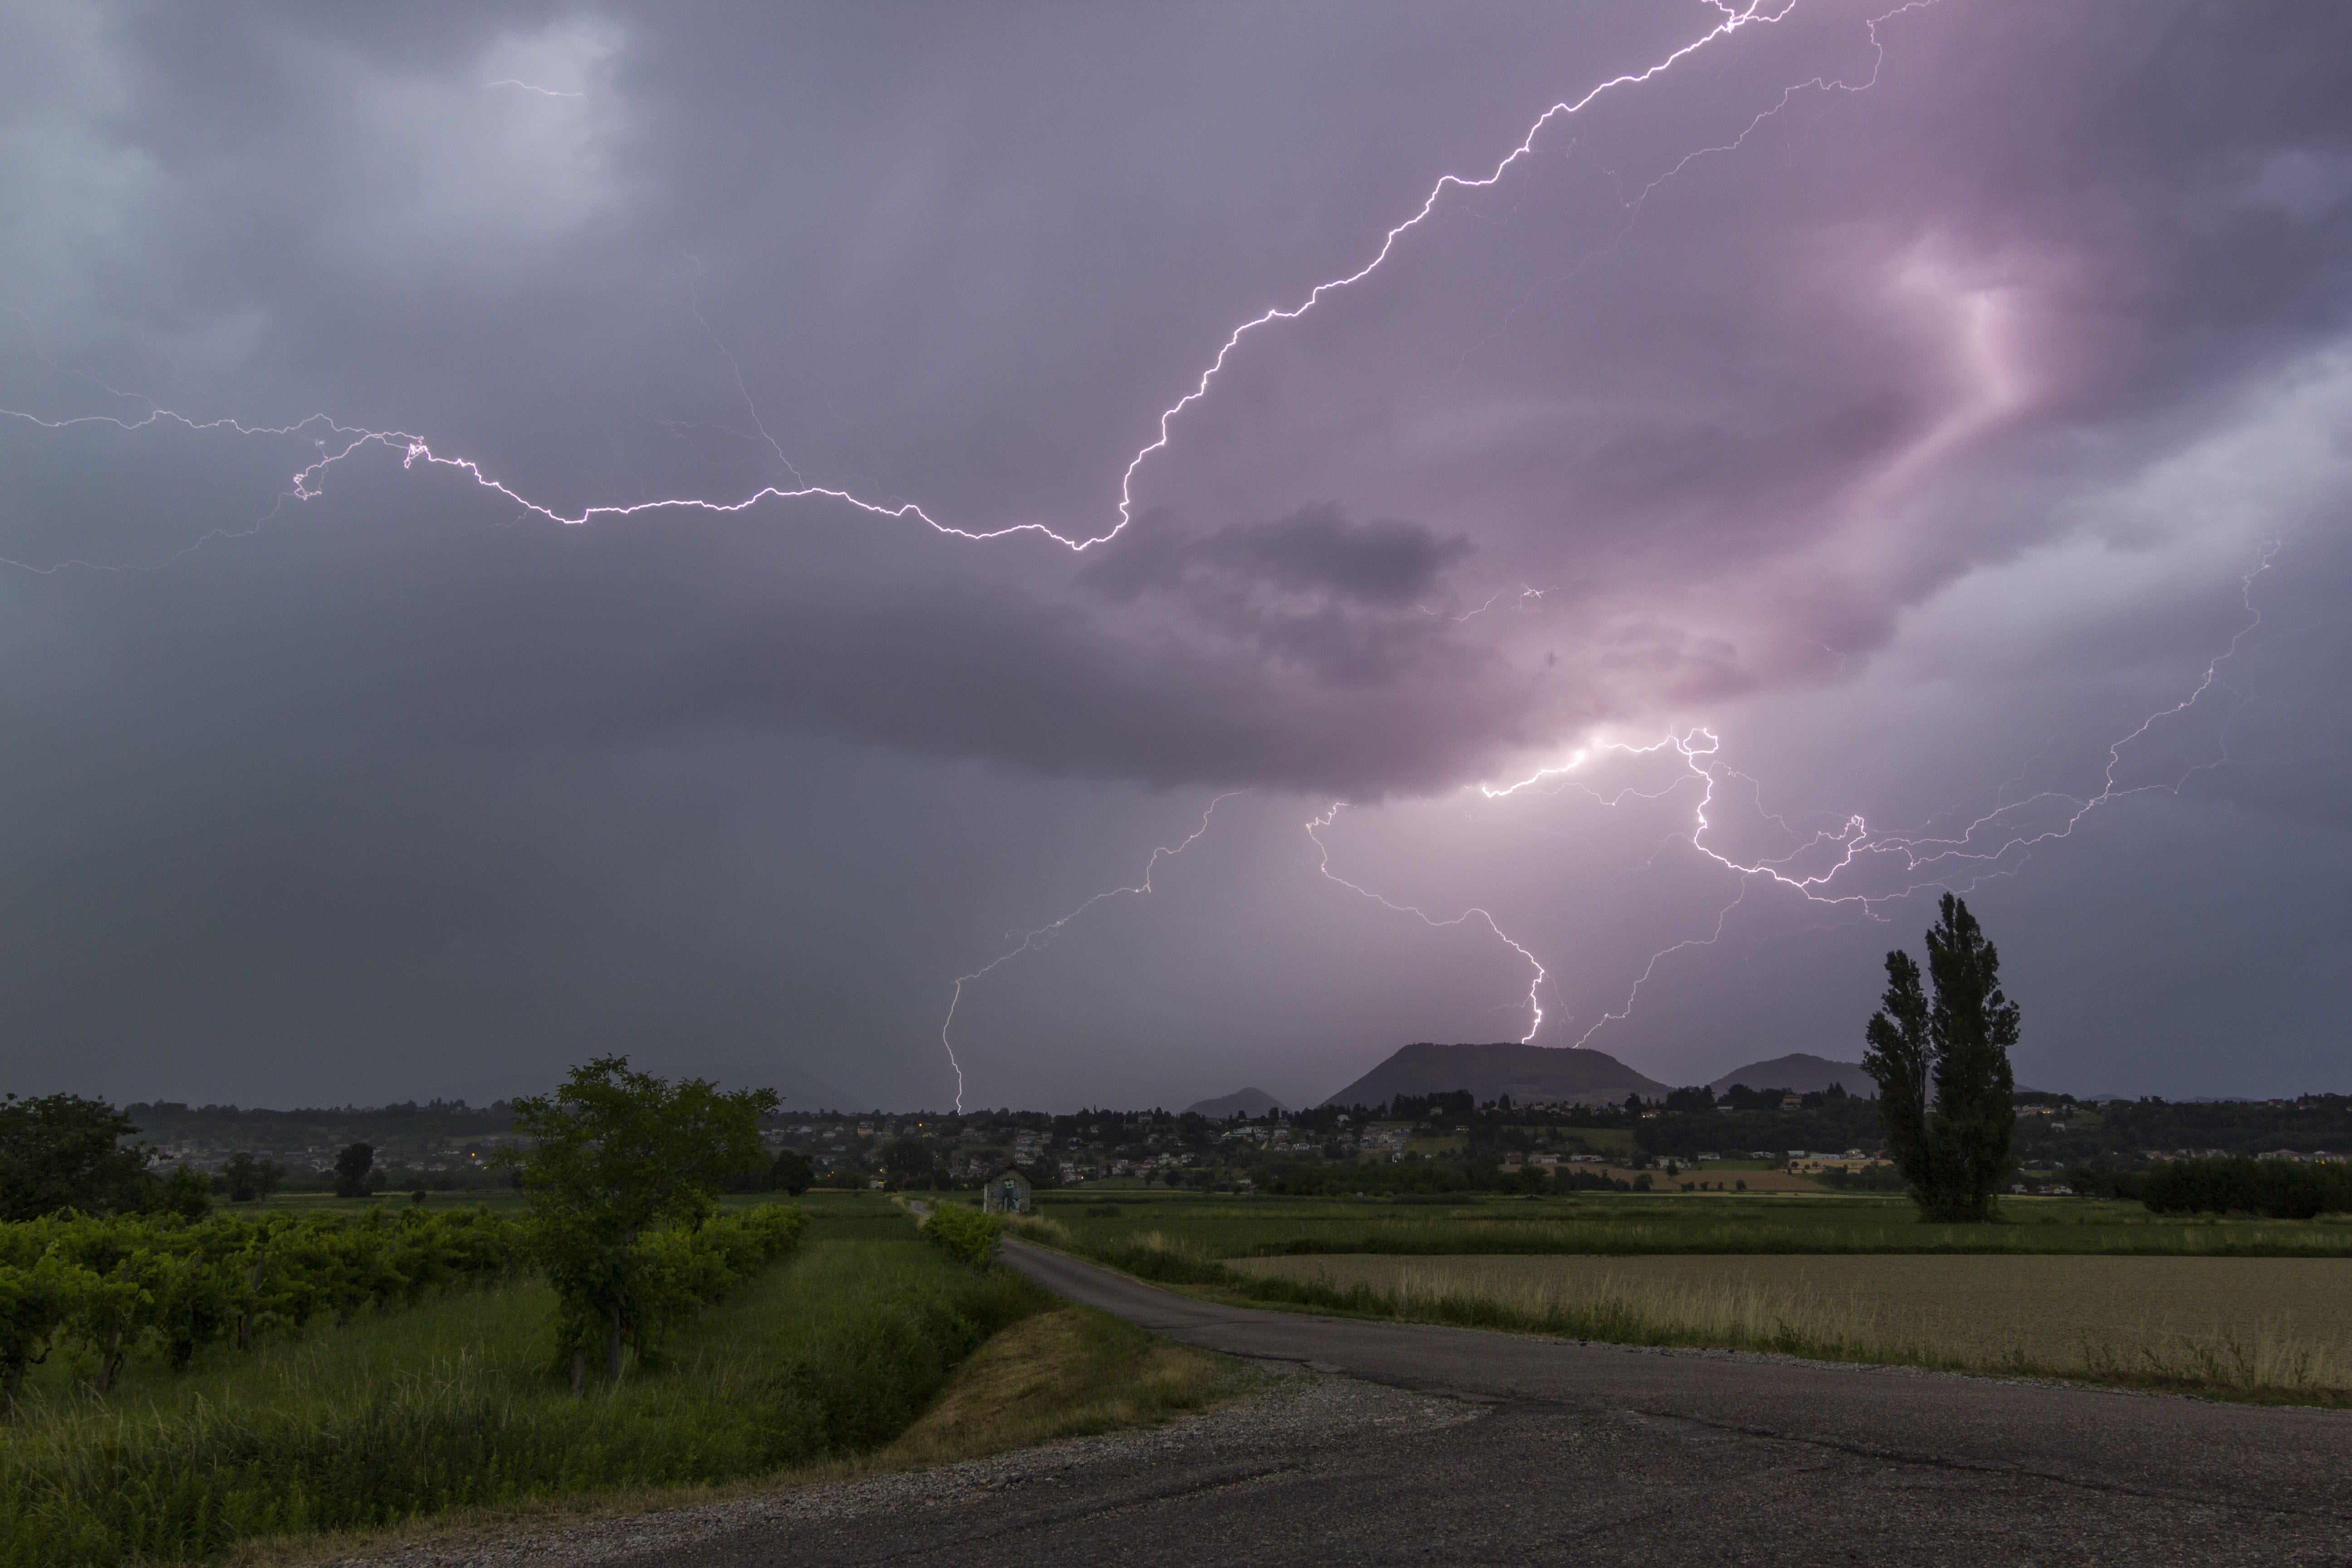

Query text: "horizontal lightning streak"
[1, 0, 1797, 571]
[485, 78, 583, 98]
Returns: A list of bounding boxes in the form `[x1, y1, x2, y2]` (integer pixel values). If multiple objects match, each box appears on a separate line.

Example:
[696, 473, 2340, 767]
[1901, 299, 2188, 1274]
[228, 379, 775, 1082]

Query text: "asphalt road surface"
[617, 1240, 2352, 1568]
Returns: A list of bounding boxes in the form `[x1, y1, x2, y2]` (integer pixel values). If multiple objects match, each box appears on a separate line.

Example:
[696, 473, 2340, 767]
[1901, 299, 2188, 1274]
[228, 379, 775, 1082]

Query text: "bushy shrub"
[919, 1203, 1001, 1267]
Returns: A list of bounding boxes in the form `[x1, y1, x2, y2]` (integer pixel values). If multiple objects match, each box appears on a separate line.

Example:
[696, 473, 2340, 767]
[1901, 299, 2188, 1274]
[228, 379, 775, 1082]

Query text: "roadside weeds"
[223, 1305, 1250, 1568]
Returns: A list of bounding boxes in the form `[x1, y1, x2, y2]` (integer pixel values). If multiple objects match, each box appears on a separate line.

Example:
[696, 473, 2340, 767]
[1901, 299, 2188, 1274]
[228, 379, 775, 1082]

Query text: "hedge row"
[2140, 1157, 2352, 1220]
[917, 1202, 1001, 1267]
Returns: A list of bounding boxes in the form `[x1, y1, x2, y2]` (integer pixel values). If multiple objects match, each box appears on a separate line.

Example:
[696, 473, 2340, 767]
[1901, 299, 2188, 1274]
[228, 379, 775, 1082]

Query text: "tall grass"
[0, 1235, 1044, 1567]
[1219, 1250, 2352, 1405]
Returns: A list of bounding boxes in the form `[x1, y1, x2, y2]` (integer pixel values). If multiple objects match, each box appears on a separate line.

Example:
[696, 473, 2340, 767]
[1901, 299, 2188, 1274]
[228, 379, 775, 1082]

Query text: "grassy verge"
[1016, 1222, 2352, 1407]
[212, 1305, 1242, 1565]
[887, 1304, 1243, 1464]
[0, 1213, 1042, 1567]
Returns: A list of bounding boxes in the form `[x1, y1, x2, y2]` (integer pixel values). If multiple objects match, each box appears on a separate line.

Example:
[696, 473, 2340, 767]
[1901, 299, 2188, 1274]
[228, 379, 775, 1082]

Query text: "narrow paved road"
[623, 1241, 2352, 1567]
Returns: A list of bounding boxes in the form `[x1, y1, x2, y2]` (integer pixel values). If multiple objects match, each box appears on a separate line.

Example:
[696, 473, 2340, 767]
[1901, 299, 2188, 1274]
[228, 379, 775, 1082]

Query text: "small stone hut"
[981, 1163, 1033, 1215]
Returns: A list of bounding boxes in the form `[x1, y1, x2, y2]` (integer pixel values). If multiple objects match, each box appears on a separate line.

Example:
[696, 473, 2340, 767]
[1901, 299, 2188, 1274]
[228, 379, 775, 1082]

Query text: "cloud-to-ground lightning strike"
[939, 793, 1243, 1112]
[1307, 804, 1550, 1046]
[1469, 544, 2283, 1049]
[2, 0, 1815, 572]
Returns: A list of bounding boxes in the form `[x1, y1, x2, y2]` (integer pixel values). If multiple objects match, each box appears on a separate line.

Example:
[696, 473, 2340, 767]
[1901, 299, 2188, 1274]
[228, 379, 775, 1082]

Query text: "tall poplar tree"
[1862, 895, 2020, 1221]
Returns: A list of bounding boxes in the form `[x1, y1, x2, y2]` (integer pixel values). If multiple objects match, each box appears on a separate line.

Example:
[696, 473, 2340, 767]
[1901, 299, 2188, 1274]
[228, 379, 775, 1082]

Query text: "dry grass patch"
[1225, 1252, 2352, 1404]
[891, 1305, 1243, 1462]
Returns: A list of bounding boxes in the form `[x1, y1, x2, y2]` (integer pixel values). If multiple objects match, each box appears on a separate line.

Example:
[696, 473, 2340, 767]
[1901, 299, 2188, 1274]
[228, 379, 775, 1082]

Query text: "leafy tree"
[220, 1152, 285, 1204]
[333, 1142, 377, 1199]
[1863, 894, 2022, 1221]
[879, 1136, 936, 1181]
[1663, 1086, 1716, 1113]
[153, 1164, 212, 1220]
[502, 1057, 776, 1389]
[0, 1093, 152, 1221]
[769, 1148, 812, 1196]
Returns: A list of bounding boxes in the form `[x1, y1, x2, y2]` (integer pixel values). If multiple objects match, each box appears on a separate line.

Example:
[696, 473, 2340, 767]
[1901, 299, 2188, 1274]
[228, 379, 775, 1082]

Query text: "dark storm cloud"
[14, 0, 2348, 795]
[1084, 505, 1474, 608]
[647, 573, 1525, 796]
[3, 0, 2350, 1107]
[1075, 504, 1477, 686]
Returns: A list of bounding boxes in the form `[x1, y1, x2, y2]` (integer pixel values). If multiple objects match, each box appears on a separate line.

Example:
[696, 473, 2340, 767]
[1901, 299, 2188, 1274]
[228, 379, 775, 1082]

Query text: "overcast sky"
[3, 0, 2346, 1112]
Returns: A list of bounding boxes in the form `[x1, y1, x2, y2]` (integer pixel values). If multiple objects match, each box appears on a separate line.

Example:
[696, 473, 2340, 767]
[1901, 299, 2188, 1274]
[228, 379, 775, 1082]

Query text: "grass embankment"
[0, 1200, 1038, 1567]
[892, 1304, 1237, 1463]
[1031, 1192, 2352, 1259]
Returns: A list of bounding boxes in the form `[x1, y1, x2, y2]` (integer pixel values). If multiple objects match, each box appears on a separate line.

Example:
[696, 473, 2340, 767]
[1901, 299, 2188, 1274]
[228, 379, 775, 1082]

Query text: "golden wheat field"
[1224, 1252, 2352, 1397]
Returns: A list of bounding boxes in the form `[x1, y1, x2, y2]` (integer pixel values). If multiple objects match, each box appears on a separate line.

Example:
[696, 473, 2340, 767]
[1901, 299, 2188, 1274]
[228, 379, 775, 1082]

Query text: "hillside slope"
[1323, 1043, 1670, 1109]
[1706, 1053, 1874, 1097]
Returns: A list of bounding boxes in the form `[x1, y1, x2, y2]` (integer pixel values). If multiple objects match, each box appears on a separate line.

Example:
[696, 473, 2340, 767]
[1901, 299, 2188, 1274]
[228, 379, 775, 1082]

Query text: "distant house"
[982, 1164, 1033, 1215]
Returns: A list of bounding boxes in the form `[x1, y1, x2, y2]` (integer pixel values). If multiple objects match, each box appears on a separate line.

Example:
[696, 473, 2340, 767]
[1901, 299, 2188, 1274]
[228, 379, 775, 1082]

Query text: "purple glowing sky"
[2, 1, 2346, 1109]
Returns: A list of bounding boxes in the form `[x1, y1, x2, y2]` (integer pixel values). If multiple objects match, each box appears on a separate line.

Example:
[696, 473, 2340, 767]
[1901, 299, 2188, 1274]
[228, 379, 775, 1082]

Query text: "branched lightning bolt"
[940, 792, 1243, 1111]
[9, 0, 2075, 1094]
[1417, 584, 1560, 622]
[1474, 544, 2281, 1049]
[1307, 804, 1548, 1045]
[1, 0, 1817, 571]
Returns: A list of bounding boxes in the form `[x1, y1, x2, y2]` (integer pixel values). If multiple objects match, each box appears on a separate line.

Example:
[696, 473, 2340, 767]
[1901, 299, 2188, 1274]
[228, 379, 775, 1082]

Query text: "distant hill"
[1322, 1043, 1670, 1109]
[422, 1059, 858, 1112]
[1705, 1054, 1875, 1098]
[1185, 1087, 1288, 1119]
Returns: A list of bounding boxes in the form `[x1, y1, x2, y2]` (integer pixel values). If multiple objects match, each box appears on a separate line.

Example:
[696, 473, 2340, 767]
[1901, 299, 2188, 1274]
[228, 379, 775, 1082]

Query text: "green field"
[0, 1196, 1044, 1567]
[1031, 1190, 2352, 1258]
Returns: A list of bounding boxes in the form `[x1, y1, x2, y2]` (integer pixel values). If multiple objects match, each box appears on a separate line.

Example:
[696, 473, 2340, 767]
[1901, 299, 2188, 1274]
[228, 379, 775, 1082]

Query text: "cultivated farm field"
[1225, 1251, 2352, 1401]
[1015, 1188, 2352, 1403]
